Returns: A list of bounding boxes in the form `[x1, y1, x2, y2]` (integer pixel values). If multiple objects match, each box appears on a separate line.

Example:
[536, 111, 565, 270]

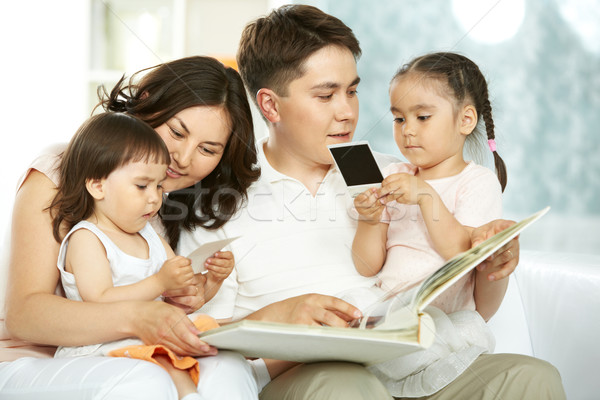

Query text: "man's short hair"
[237, 4, 361, 108]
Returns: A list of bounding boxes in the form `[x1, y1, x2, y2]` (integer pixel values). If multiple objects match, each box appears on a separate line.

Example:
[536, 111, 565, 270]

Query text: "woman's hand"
[132, 300, 217, 357]
[472, 219, 520, 281]
[246, 294, 362, 327]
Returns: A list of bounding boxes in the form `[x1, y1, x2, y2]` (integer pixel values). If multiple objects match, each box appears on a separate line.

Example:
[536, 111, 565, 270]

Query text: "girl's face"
[389, 74, 471, 179]
[93, 160, 167, 234]
[154, 105, 232, 192]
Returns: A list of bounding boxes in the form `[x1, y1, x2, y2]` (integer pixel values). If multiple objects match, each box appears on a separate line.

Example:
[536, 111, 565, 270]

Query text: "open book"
[198, 207, 550, 365]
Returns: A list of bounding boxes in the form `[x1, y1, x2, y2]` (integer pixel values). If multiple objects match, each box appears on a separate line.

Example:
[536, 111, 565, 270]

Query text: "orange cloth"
[109, 344, 200, 384]
[108, 315, 220, 385]
[192, 314, 220, 331]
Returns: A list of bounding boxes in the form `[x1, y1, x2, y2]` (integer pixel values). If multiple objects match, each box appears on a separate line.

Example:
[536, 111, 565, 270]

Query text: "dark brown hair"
[237, 4, 361, 110]
[97, 56, 260, 249]
[392, 52, 507, 191]
[50, 112, 170, 242]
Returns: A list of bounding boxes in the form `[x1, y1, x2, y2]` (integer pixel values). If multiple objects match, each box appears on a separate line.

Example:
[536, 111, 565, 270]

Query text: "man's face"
[273, 45, 360, 168]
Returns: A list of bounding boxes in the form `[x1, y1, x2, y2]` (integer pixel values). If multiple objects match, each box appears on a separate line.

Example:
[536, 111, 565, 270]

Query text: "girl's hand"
[164, 273, 207, 313]
[132, 300, 217, 357]
[157, 256, 195, 291]
[205, 251, 234, 282]
[378, 173, 433, 205]
[472, 219, 520, 281]
[354, 188, 384, 224]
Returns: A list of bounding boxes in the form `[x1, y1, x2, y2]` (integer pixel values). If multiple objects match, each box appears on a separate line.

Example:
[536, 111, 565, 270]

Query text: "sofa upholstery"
[488, 250, 600, 400]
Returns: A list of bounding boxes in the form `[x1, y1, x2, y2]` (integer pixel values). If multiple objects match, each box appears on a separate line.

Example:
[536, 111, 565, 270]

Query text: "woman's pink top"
[0, 144, 65, 361]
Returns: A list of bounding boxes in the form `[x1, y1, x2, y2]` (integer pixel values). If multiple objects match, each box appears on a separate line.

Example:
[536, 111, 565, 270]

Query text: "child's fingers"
[213, 251, 233, 260]
[206, 264, 233, 275]
[205, 256, 234, 267]
[168, 255, 192, 267]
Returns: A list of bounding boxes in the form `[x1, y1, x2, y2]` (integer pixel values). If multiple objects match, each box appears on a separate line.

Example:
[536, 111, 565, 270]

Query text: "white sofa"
[488, 250, 600, 400]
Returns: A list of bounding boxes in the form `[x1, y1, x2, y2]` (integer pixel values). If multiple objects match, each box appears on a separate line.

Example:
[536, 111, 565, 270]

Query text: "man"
[180, 4, 565, 400]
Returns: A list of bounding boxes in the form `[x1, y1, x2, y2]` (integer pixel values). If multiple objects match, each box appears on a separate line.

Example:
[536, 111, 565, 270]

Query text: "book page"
[412, 206, 550, 312]
[199, 318, 430, 364]
[346, 287, 418, 331]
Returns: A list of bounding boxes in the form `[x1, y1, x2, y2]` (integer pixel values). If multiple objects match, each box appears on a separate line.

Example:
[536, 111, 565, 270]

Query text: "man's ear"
[85, 178, 105, 200]
[460, 105, 478, 136]
[256, 88, 280, 123]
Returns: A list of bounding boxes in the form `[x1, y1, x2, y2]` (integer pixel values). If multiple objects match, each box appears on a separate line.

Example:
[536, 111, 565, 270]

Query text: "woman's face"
[154, 105, 231, 192]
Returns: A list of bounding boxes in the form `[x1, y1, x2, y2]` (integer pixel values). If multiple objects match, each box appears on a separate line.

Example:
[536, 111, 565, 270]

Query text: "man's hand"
[246, 294, 362, 328]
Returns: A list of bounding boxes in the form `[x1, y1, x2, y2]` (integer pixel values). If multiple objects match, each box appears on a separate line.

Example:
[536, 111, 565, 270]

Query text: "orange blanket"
[108, 314, 220, 385]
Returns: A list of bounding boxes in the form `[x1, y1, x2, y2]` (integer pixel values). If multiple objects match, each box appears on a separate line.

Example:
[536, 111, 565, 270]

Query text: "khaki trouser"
[260, 354, 566, 400]
[260, 361, 393, 400]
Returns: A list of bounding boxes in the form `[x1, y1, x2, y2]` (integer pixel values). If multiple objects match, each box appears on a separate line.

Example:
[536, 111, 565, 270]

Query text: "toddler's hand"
[157, 256, 195, 291]
[354, 188, 384, 224]
[205, 251, 234, 282]
[378, 173, 432, 206]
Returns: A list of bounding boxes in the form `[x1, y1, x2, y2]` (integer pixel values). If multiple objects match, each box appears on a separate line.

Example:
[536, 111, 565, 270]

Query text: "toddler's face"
[96, 160, 167, 234]
[389, 75, 468, 178]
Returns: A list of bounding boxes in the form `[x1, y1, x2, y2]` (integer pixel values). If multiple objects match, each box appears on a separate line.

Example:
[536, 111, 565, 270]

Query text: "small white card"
[186, 236, 240, 274]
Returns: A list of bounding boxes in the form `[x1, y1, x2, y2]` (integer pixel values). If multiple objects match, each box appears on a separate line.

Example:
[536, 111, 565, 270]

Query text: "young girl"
[352, 52, 507, 315]
[50, 112, 236, 400]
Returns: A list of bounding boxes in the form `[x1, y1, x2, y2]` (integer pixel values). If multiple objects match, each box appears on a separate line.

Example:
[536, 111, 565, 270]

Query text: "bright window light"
[558, 0, 600, 55]
[452, 0, 525, 44]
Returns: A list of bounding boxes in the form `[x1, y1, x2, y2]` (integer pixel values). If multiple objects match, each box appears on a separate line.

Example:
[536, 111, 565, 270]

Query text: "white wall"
[0, 0, 277, 248]
[0, 0, 90, 246]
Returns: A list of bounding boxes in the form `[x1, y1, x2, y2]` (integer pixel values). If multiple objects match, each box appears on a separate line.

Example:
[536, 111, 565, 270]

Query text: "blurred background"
[1, 0, 599, 255]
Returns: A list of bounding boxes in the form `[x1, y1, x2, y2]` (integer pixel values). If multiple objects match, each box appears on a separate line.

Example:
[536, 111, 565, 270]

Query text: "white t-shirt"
[178, 138, 396, 320]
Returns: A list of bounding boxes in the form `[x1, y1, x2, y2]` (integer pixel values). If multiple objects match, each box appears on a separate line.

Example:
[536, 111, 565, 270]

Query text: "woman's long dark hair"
[50, 113, 170, 242]
[97, 56, 260, 249]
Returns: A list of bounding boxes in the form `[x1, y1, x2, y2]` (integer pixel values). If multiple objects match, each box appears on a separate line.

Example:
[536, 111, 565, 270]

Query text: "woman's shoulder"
[18, 143, 67, 190]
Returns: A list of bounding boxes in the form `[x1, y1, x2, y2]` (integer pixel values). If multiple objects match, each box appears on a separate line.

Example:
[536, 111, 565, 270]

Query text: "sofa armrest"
[491, 250, 600, 400]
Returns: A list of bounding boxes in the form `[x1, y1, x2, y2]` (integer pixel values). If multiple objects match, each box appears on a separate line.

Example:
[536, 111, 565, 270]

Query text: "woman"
[1, 56, 260, 398]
